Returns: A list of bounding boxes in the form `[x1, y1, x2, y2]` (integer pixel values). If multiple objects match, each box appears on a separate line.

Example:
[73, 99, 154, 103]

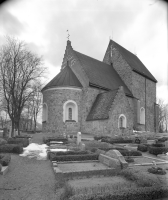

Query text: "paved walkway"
[0, 133, 59, 200]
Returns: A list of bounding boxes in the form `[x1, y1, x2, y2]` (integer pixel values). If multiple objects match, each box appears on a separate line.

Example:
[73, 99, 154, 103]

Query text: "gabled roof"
[86, 89, 118, 121]
[42, 63, 82, 91]
[111, 40, 157, 83]
[74, 50, 132, 96]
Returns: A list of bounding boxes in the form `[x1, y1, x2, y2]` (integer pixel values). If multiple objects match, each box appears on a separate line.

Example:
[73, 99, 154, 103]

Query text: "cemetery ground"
[0, 132, 168, 200]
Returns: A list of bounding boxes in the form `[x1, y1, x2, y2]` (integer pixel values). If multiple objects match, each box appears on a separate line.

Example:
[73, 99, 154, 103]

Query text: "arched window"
[63, 100, 78, 122]
[118, 114, 126, 128]
[140, 107, 145, 124]
[42, 103, 48, 122]
[68, 108, 72, 120]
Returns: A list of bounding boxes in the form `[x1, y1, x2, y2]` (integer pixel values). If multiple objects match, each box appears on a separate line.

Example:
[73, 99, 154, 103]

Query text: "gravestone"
[77, 132, 81, 145]
[165, 141, 168, 148]
[105, 150, 128, 169]
[99, 154, 121, 170]
[79, 142, 85, 151]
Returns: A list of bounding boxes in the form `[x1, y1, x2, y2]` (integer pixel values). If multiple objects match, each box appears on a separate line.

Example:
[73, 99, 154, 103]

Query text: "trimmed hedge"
[101, 138, 133, 144]
[0, 138, 7, 145]
[158, 137, 168, 142]
[137, 144, 148, 152]
[94, 136, 111, 141]
[0, 144, 23, 154]
[54, 150, 90, 156]
[0, 154, 11, 166]
[148, 167, 166, 175]
[118, 149, 142, 156]
[149, 146, 168, 156]
[43, 136, 68, 144]
[7, 138, 29, 147]
[69, 186, 168, 200]
[49, 153, 99, 162]
[152, 143, 165, 147]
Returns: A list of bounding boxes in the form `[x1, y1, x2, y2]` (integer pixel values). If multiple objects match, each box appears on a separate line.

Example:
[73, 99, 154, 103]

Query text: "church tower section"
[42, 62, 83, 134]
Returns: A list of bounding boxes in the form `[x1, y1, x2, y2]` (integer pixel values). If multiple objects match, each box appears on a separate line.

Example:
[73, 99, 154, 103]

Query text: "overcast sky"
[0, 0, 167, 104]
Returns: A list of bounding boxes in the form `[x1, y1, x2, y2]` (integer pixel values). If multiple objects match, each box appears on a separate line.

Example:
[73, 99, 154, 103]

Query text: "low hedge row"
[101, 138, 133, 144]
[118, 149, 142, 157]
[43, 136, 68, 144]
[148, 146, 168, 156]
[49, 153, 99, 162]
[152, 143, 165, 147]
[94, 136, 111, 141]
[137, 144, 148, 152]
[0, 144, 23, 154]
[69, 186, 168, 200]
[7, 138, 29, 147]
[0, 154, 11, 166]
[52, 150, 91, 156]
[0, 138, 7, 145]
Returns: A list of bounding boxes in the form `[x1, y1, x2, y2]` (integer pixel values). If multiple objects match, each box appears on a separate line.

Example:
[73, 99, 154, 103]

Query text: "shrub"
[69, 186, 168, 200]
[49, 153, 99, 162]
[158, 137, 168, 142]
[94, 136, 110, 141]
[125, 156, 134, 163]
[149, 146, 168, 156]
[7, 138, 29, 147]
[60, 183, 75, 200]
[43, 136, 68, 144]
[0, 144, 23, 153]
[118, 149, 142, 156]
[0, 138, 7, 146]
[152, 143, 165, 147]
[137, 144, 148, 152]
[148, 167, 166, 175]
[84, 141, 113, 150]
[0, 154, 11, 166]
[49, 150, 90, 157]
[101, 137, 133, 144]
[13, 145, 23, 154]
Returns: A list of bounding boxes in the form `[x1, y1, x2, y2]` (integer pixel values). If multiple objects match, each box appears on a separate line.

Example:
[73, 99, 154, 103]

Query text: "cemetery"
[1, 130, 168, 199]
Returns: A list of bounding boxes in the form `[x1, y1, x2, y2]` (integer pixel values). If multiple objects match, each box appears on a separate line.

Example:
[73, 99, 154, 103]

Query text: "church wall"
[83, 87, 133, 136]
[42, 88, 82, 134]
[103, 42, 132, 92]
[132, 71, 156, 132]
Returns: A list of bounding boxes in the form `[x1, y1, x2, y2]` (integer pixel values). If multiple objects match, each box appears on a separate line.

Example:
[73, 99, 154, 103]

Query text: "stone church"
[42, 39, 159, 136]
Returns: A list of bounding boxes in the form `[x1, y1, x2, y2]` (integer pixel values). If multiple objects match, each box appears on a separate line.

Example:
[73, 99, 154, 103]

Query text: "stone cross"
[77, 132, 81, 145]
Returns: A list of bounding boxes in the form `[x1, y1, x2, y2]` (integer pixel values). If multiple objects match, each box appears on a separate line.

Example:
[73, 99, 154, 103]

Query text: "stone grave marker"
[77, 132, 81, 145]
[165, 141, 168, 148]
[9, 127, 12, 138]
[105, 150, 128, 169]
[79, 142, 85, 151]
[99, 154, 121, 170]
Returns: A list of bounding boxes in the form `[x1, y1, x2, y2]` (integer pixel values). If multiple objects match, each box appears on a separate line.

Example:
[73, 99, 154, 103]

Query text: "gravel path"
[0, 133, 59, 200]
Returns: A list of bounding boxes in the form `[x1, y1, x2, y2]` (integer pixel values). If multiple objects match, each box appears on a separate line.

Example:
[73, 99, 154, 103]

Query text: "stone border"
[0, 166, 9, 175]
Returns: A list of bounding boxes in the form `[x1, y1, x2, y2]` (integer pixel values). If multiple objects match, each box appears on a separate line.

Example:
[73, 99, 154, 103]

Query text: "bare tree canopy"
[0, 36, 46, 136]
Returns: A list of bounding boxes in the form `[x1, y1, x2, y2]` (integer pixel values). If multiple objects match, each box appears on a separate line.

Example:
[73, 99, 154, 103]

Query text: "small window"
[140, 107, 145, 125]
[118, 114, 126, 128]
[42, 103, 48, 122]
[68, 108, 72, 120]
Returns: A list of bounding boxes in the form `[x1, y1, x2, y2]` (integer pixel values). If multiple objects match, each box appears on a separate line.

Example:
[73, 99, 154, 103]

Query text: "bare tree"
[0, 36, 45, 136]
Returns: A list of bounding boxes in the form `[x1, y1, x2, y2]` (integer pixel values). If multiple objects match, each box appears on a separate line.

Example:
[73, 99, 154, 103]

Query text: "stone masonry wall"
[42, 88, 82, 134]
[103, 41, 133, 92]
[132, 71, 156, 132]
[83, 87, 133, 136]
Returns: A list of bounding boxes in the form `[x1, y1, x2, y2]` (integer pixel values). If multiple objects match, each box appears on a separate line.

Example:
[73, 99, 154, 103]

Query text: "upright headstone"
[9, 127, 12, 138]
[79, 142, 85, 151]
[77, 132, 81, 145]
[165, 141, 168, 148]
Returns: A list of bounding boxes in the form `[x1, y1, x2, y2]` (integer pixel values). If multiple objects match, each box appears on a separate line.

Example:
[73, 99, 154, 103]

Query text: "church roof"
[74, 50, 132, 96]
[111, 40, 157, 83]
[86, 89, 118, 121]
[42, 63, 82, 91]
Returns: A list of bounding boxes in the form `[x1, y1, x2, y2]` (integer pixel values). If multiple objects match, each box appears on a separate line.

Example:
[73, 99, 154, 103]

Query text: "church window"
[140, 107, 145, 125]
[118, 114, 126, 128]
[68, 108, 72, 120]
[42, 103, 48, 122]
[63, 100, 78, 122]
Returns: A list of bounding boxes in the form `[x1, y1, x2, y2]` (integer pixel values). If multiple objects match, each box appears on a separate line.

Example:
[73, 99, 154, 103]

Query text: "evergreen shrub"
[0, 154, 11, 166]
[0, 144, 23, 153]
[149, 146, 168, 156]
[137, 144, 148, 152]
[7, 138, 29, 147]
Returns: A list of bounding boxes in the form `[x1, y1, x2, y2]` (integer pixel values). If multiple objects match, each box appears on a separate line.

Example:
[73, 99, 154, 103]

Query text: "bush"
[152, 143, 165, 147]
[149, 146, 168, 156]
[137, 144, 148, 152]
[7, 138, 29, 147]
[55, 150, 90, 156]
[60, 183, 75, 200]
[101, 137, 133, 144]
[118, 149, 142, 156]
[148, 167, 166, 175]
[69, 186, 168, 200]
[43, 136, 68, 144]
[13, 145, 23, 154]
[158, 137, 168, 142]
[49, 153, 99, 162]
[0, 138, 7, 146]
[0, 144, 23, 153]
[94, 136, 110, 141]
[84, 141, 113, 150]
[0, 154, 11, 166]
[125, 156, 134, 163]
